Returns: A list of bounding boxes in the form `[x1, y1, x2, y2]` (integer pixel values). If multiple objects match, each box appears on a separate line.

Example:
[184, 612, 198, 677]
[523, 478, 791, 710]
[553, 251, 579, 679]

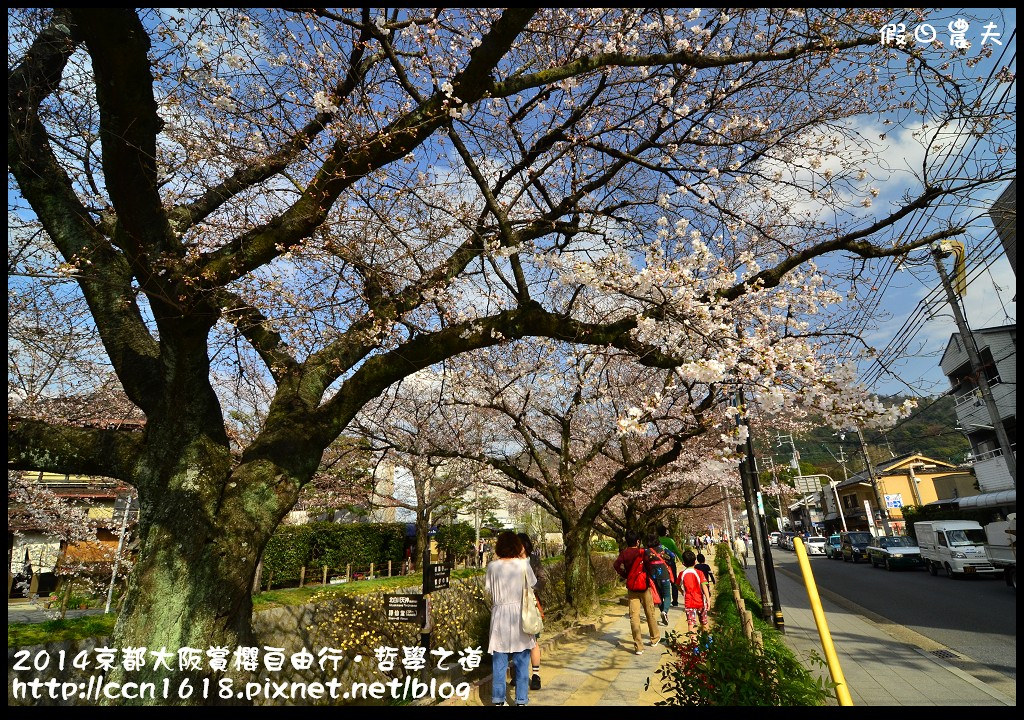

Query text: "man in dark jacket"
[613, 532, 661, 655]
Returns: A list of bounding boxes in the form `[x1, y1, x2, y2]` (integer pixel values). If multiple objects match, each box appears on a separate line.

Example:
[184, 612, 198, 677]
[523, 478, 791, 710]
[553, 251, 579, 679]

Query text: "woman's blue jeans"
[491, 648, 531, 705]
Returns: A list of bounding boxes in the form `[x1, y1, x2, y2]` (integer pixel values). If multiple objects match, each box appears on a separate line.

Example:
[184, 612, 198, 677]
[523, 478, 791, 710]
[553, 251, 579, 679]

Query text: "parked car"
[780, 531, 797, 550]
[840, 530, 873, 563]
[867, 535, 922, 570]
[805, 536, 827, 556]
[769, 531, 782, 547]
[826, 534, 843, 559]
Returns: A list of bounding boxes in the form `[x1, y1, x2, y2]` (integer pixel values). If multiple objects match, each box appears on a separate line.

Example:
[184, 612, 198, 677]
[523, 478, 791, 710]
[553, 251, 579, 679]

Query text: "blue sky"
[853, 9, 1016, 398]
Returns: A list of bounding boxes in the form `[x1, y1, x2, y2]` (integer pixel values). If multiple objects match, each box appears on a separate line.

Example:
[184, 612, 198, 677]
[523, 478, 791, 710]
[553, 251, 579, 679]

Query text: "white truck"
[913, 520, 999, 579]
[984, 514, 1016, 589]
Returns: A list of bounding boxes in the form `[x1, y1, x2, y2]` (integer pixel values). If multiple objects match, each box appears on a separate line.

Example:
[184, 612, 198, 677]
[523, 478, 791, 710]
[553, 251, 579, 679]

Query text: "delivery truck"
[913, 520, 999, 578]
[984, 514, 1016, 589]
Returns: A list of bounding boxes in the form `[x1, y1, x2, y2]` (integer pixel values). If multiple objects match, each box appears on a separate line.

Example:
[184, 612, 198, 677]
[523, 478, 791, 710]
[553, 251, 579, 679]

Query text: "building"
[787, 495, 824, 533]
[8, 472, 135, 599]
[939, 323, 1016, 512]
[822, 453, 976, 535]
[989, 178, 1016, 278]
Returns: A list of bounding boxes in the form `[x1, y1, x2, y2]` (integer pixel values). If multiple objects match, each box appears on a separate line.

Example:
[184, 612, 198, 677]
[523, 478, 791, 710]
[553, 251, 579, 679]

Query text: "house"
[822, 453, 976, 535]
[939, 323, 1016, 513]
[8, 472, 134, 599]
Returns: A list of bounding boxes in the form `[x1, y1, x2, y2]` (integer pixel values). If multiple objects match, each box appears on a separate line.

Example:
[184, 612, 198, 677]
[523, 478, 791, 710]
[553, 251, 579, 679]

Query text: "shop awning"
[955, 489, 1015, 509]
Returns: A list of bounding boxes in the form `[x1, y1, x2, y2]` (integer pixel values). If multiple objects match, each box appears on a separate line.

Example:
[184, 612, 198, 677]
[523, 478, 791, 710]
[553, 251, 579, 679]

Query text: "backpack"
[645, 547, 675, 584]
[625, 552, 649, 592]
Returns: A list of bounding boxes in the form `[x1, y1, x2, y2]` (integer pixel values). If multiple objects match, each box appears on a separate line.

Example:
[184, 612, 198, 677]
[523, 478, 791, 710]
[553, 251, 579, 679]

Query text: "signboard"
[424, 563, 450, 593]
[864, 500, 876, 529]
[793, 476, 819, 494]
[884, 494, 903, 509]
[384, 594, 424, 623]
[756, 492, 765, 516]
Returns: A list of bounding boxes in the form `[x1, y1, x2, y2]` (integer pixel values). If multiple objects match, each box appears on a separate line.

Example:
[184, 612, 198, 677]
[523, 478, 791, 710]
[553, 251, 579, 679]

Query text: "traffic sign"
[793, 475, 819, 494]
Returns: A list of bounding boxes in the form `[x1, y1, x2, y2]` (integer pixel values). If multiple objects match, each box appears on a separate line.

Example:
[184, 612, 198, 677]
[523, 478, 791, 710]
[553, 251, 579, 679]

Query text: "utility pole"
[855, 426, 891, 536]
[931, 243, 1016, 484]
[777, 432, 802, 530]
[737, 389, 784, 631]
[826, 441, 850, 483]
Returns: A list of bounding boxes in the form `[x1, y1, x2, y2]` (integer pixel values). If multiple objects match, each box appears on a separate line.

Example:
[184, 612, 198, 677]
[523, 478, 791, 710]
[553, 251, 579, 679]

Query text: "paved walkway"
[749, 562, 1015, 706]
[462, 561, 1014, 706]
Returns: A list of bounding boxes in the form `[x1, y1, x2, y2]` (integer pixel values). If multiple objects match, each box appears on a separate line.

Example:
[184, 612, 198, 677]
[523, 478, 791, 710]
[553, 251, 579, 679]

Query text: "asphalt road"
[767, 546, 1016, 691]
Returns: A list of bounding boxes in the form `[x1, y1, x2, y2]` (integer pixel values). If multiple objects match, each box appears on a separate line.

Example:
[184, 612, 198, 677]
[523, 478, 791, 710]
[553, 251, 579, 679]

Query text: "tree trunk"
[105, 466, 279, 704]
[562, 524, 598, 617]
[415, 507, 430, 572]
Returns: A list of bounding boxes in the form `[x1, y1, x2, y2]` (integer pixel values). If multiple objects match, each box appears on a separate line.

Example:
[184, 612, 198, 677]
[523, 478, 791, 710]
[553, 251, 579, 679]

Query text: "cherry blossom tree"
[353, 372, 485, 568]
[8, 8, 1012, 698]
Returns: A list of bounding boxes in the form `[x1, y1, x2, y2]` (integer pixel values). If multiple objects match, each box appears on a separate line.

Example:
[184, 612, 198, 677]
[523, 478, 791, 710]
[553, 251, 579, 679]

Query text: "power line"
[852, 55, 1016, 388]
[838, 37, 1016, 370]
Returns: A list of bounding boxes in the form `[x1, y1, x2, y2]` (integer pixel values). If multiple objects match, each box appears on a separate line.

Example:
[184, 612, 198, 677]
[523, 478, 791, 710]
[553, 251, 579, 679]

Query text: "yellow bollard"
[793, 537, 854, 706]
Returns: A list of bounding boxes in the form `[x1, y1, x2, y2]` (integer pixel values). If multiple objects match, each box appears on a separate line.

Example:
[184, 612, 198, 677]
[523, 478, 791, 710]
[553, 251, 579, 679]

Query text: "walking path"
[11, 553, 1015, 706]
[750, 562, 1015, 706]
[457, 557, 1014, 706]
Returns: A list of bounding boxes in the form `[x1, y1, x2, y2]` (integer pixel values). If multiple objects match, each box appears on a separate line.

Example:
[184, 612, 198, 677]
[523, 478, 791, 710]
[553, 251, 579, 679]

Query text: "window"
[938, 533, 948, 548]
[842, 494, 858, 510]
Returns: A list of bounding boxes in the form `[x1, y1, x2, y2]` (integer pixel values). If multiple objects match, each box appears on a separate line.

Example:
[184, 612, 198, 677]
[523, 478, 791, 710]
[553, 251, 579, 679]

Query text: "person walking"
[677, 549, 711, 641]
[733, 534, 749, 568]
[485, 531, 537, 706]
[695, 553, 715, 586]
[645, 534, 676, 626]
[613, 532, 661, 655]
[658, 525, 682, 607]
[517, 533, 544, 691]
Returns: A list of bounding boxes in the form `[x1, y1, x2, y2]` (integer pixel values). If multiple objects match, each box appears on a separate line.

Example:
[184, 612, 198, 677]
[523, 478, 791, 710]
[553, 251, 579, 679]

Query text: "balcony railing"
[953, 376, 1003, 408]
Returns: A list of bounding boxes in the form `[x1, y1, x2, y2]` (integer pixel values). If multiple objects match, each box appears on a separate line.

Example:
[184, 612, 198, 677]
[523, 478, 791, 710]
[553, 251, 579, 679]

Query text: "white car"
[805, 536, 827, 556]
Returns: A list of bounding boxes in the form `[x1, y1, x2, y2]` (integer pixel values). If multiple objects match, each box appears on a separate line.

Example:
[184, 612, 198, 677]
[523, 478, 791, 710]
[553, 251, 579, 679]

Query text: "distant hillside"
[762, 395, 971, 481]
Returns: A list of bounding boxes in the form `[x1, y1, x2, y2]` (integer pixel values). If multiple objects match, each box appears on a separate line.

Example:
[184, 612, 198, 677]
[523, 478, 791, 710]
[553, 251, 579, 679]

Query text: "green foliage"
[434, 522, 476, 559]
[590, 537, 618, 552]
[659, 543, 831, 706]
[261, 522, 406, 587]
[901, 505, 995, 541]
[9, 614, 116, 647]
[757, 395, 970, 481]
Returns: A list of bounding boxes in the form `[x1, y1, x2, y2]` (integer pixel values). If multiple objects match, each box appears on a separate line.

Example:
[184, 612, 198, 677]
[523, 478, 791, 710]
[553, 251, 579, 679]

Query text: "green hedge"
[262, 522, 406, 587]
[658, 544, 831, 706]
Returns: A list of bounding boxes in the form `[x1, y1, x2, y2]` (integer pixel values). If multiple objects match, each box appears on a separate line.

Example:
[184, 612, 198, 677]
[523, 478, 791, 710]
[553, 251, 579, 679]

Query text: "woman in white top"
[485, 531, 537, 706]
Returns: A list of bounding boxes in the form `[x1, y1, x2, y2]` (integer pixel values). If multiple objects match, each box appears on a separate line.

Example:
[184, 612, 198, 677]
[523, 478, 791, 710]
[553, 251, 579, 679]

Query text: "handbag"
[521, 569, 544, 635]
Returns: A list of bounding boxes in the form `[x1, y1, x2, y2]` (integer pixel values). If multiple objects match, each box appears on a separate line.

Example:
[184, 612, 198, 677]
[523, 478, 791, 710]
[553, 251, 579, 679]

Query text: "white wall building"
[940, 324, 1016, 508]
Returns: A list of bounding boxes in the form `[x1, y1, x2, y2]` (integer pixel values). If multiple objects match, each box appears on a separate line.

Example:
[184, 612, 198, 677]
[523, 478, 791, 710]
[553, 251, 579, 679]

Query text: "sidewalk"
[741, 562, 1015, 706]
[458, 561, 1015, 707]
[459, 595, 694, 706]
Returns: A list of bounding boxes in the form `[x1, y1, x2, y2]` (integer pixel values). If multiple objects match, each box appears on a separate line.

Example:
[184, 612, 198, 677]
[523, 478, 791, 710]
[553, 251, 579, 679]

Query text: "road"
[767, 546, 1016, 696]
